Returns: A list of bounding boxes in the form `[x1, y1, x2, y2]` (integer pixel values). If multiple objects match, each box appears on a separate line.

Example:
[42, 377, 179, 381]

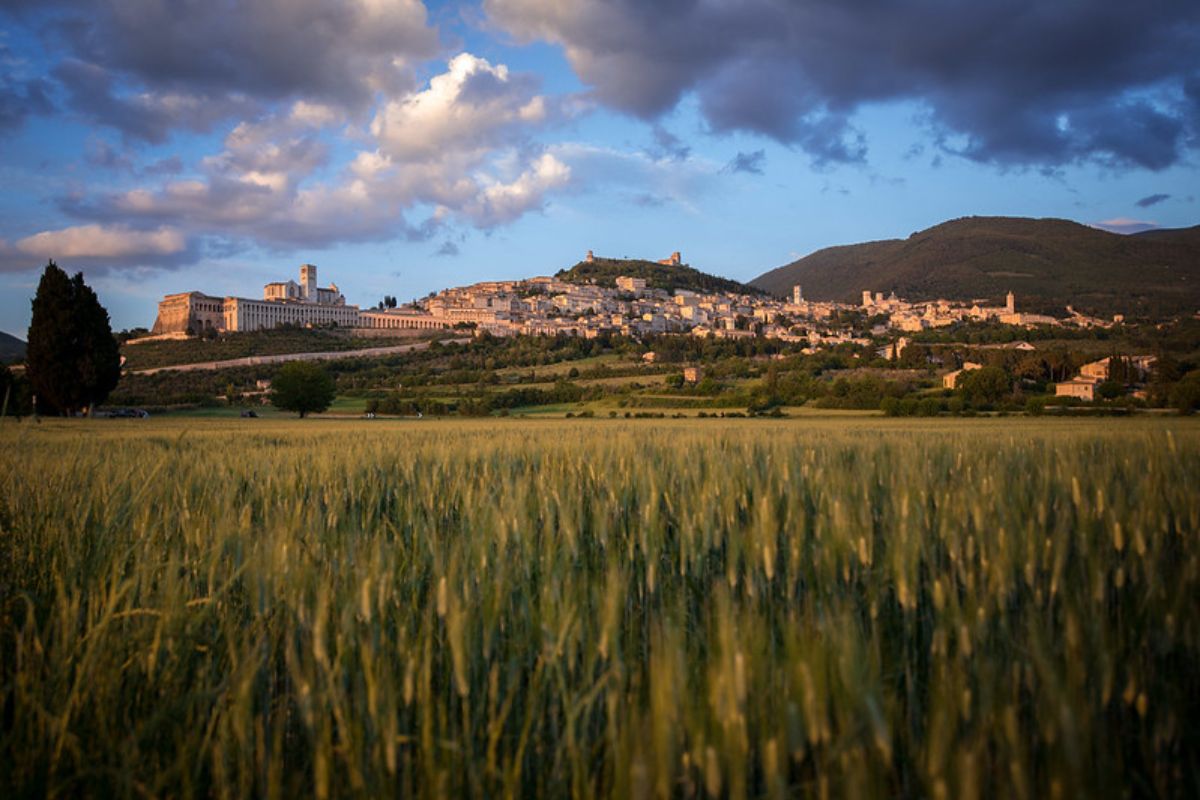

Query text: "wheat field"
[1, 417, 1197, 798]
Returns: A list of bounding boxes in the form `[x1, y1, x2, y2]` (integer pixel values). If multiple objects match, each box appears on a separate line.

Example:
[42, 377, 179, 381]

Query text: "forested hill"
[0, 331, 26, 363]
[557, 257, 767, 296]
[750, 216, 1200, 317]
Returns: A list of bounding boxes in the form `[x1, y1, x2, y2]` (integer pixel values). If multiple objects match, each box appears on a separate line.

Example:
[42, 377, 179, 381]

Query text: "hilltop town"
[114, 250, 1198, 414]
[147, 251, 1121, 343]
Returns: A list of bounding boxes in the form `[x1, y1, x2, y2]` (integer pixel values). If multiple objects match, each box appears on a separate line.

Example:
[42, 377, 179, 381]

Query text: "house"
[1055, 377, 1099, 401]
[1079, 355, 1156, 382]
[875, 337, 911, 361]
[616, 276, 647, 294]
[942, 361, 983, 389]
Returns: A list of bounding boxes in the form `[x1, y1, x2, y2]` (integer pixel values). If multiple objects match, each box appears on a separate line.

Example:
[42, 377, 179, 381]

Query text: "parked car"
[240, 409, 258, 418]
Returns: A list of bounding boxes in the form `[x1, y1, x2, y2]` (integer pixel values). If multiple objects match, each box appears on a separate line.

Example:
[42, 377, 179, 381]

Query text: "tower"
[300, 264, 317, 302]
[862, 290, 873, 307]
[1005, 290, 1015, 314]
[792, 285, 803, 304]
[585, 250, 595, 263]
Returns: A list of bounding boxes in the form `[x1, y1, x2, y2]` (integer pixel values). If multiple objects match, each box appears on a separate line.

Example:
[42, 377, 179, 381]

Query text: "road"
[131, 337, 473, 375]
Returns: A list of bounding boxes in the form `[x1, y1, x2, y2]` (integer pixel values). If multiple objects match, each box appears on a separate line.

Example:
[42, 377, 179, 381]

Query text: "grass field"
[1, 417, 1197, 797]
[121, 329, 436, 371]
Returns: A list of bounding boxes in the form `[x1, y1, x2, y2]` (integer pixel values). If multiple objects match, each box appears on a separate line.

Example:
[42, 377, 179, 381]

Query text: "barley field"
[1, 417, 1197, 798]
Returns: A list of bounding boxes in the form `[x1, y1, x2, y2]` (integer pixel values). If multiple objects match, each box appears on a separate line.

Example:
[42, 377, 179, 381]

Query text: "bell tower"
[300, 264, 317, 302]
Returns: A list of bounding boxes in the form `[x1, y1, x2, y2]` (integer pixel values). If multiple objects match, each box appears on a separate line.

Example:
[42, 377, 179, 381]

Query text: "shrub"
[916, 397, 941, 417]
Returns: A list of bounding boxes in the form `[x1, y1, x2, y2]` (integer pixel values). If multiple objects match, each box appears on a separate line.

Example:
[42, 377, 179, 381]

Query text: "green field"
[120, 328, 440, 371]
[2, 417, 1197, 797]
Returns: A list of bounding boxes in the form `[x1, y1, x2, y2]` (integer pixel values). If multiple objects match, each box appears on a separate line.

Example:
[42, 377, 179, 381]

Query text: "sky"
[0, 0, 1198, 337]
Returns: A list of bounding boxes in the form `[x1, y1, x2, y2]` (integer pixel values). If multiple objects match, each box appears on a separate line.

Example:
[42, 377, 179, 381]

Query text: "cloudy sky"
[1, 0, 1198, 335]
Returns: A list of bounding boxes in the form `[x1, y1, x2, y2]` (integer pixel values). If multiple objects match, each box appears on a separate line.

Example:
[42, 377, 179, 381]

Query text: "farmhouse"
[943, 361, 983, 389]
[1055, 377, 1099, 401]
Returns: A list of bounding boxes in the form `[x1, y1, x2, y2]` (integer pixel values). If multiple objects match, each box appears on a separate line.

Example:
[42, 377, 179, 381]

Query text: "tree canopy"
[270, 361, 336, 417]
[958, 365, 1010, 405]
[26, 261, 121, 415]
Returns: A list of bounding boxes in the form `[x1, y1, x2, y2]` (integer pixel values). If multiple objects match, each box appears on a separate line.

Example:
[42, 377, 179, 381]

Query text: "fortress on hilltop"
[150, 264, 449, 335]
[583, 249, 682, 266]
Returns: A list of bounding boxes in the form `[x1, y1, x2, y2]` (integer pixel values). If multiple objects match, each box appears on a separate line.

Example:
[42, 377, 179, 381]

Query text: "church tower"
[1005, 290, 1015, 314]
[300, 264, 317, 302]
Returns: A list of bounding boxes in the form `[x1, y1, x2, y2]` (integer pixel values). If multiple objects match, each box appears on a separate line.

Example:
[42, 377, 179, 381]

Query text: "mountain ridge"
[751, 216, 1200, 317]
[0, 331, 26, 364]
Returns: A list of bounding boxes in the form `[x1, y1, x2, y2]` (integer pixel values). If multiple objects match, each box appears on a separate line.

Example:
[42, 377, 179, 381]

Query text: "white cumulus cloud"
[16, 224, 186, 259]
[371, 53, 548, 162]
[50, 53, 576, 258]
[466, 153, 572, 226]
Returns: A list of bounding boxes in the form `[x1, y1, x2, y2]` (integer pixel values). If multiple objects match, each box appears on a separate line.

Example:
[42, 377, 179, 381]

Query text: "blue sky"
[1, 0, 1197, 337]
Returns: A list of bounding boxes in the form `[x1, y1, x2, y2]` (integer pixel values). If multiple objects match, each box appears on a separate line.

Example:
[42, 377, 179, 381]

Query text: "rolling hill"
[0, 331, 26, 363]
[557, 256, 767, 296]
[751, 217, 1200, 317]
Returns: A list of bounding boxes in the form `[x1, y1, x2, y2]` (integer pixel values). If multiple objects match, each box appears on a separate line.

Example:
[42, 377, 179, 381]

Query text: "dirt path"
[131, 337, 472, 375]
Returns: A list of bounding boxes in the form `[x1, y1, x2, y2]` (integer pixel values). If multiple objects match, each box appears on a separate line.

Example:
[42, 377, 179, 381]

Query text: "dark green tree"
[270, 361, 336, 417]
[26, 261, 121, 415]
[1106, 355, 1133, 385]
[1169, 372, 1200, 416]
[958, 366, 1010, 406]
[0, 364, 33, 416]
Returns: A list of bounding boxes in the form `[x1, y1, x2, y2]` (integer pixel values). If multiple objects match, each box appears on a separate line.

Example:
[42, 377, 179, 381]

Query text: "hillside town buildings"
[138, 255, 1165, 408]
[148, 256, 1112, 362]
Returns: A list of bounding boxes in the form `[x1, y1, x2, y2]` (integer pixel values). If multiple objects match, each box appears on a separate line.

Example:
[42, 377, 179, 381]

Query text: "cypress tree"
[26, 261, 121, 415]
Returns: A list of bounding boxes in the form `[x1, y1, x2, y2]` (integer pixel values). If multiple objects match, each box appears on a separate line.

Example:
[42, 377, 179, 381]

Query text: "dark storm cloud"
[5, 0, 439, 140]
[0, 40, 53, 129]
[0, 74, 52, 130]
[54, 59, 258, 144]
[724, 150, 765, 175]
[45, 0, 436, 104]
[488, 0, 1200, 169]
[1136, 193, 1171, 208]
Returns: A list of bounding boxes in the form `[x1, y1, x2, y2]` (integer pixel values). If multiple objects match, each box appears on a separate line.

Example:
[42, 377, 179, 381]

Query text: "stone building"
[616, 275, 647, 294]
[150, 264, 443, 335]
[358, 309, 450, 330]
[152, 292, 227, 336]
[943, 361, 983, 389]
[222, 295, 360, 332]
[1055, 377, 1098, 401]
